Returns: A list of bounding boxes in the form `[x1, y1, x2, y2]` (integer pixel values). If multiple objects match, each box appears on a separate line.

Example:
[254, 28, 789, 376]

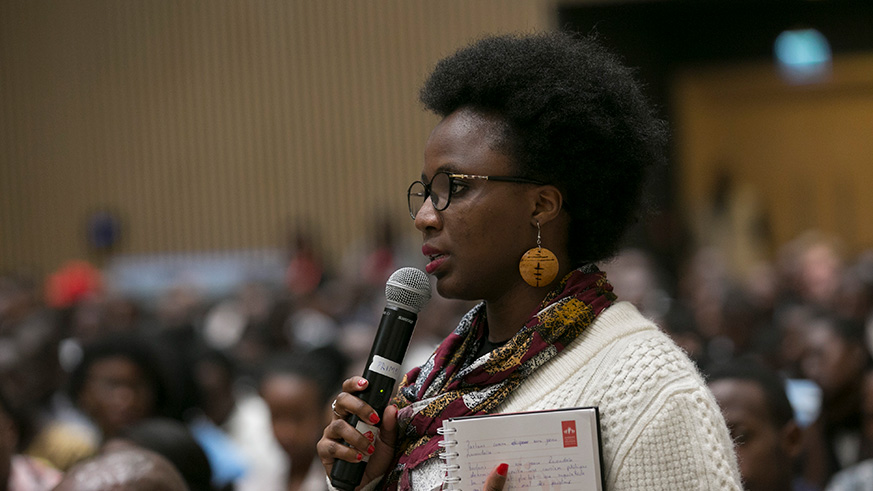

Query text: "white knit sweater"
[332, 301, 743, 490]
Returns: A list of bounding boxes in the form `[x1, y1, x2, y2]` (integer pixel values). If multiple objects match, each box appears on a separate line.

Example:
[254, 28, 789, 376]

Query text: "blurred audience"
[1, 222, 872, 490]
[600, 229, 873, 490]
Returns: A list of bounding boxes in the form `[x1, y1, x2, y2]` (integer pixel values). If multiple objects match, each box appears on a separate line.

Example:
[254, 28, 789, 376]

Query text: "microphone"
[330, 267, 431, 491]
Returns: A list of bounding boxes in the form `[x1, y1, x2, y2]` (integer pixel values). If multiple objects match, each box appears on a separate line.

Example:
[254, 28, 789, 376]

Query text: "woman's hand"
[483, 463, 509, 491]
[317, 376, 399, 489]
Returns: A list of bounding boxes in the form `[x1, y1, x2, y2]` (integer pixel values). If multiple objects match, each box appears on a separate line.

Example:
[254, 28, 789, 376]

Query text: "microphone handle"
[330, 306, 416, 490]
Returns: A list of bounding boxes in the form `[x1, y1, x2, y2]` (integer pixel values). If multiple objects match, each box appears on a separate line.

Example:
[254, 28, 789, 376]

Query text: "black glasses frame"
[407, 172, 546, 219]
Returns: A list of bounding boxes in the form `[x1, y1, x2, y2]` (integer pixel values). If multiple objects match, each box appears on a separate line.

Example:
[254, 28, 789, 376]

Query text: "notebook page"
[442, 407, 603, 490]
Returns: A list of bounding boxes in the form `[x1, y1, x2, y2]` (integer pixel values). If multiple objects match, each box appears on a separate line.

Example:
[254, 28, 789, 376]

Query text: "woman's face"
[79, 356, 156, 438]
[415, 108, 537, 301]
[801, 321, 865, 402]
[261, 374, 325, 464]
[708, 379, 796, 491]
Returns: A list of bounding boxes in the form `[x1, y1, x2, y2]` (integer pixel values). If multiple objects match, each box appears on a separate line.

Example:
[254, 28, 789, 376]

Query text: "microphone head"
[385, 267, 431, 313]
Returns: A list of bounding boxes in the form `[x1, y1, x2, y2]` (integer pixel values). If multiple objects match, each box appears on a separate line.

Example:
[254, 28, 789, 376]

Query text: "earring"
[519, 220, 559, 287]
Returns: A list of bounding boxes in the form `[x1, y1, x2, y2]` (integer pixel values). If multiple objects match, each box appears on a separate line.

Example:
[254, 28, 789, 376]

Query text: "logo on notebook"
[561, 421, 578, 447]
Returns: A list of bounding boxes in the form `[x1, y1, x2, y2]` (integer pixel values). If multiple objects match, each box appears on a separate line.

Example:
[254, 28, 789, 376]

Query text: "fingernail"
[367, 445, 375, 454]
[356, 453, 363, 461]
[364, 431, 375, 442]
[357, 379, 367, 388]
[369, 413, 380, 424]
[497, 463, 509, 476]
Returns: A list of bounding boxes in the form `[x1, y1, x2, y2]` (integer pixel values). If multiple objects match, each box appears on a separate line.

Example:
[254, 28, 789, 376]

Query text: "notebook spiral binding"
[437, 426, 461, 488]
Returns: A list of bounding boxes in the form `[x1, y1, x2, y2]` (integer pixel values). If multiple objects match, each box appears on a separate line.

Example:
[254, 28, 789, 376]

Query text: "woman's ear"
[532, 185, 564, 225]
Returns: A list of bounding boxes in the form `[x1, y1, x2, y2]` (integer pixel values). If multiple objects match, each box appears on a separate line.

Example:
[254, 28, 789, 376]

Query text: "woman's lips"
[425, 254, 447, 274]
[422, 245, 446, 274]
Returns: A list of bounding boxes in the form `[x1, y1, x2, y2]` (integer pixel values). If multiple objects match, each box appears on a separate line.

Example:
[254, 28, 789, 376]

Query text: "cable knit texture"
[328, 302, 742, 490]
[498, 301, 742, 490]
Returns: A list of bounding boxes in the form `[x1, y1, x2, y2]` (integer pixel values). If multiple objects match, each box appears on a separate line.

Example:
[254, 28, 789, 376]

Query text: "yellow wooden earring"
[519, 220, 559, 287]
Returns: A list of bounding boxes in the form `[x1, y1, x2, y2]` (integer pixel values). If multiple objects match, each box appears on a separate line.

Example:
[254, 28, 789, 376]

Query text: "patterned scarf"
[381, 266, 616, 490]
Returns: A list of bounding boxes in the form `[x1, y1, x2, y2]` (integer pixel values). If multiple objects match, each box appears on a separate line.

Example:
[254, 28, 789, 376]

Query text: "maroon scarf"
[382, 267, 616, 490]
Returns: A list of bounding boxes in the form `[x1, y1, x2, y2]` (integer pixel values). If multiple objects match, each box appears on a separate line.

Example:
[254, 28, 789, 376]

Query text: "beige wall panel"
[0, 0, 557, 275]
[674, 55, 873, 265]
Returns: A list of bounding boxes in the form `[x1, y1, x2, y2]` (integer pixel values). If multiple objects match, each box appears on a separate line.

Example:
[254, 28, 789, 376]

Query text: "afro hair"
[420, 31, 668, 265]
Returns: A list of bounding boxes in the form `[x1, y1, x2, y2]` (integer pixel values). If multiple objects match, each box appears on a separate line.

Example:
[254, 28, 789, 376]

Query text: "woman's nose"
[414, 197, 441, 231]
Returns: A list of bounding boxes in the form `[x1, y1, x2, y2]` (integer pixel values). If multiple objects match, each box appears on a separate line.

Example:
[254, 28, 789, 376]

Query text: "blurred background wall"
[0, 0, 555, 278]
[1, 0, 872, 290]
[675, 56, 873, 279]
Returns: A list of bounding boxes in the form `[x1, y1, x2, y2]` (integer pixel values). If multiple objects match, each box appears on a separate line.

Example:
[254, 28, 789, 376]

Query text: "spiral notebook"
[438, 406, 604, 490]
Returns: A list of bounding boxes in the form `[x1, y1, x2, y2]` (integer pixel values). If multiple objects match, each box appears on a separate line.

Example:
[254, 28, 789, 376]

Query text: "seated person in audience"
[260, 346, 347, 491]
[189, 348, 284, 491]
[53, 447, 188, 491]
[707, 359, 812, 491]
[70, 334, 171, 439]
[103, 417, 213, 491]
[1, 388, 62, 491]
[29, 333, 171, 469]
[800, 314, 871, 487]
[825, 368, 873, 490]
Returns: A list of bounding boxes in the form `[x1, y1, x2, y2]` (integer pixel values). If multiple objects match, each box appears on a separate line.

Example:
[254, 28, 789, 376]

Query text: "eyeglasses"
[407, 171, 546, 219]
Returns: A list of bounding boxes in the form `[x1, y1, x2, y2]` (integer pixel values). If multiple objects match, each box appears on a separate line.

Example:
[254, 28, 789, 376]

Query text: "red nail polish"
[364, 431, 375, 442]
[497, 463, 509, 476]
[356, 453, 363, 461]
[369, 413, 380, 424]
[367, 445, 375, 454]
[357, 379, 367, 388]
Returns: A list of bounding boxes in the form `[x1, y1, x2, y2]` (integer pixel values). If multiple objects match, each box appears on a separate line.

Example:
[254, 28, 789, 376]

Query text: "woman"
[261, 347, 348, 491]
[26, 333, 171, 472]
[318, 32, 742, 490]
